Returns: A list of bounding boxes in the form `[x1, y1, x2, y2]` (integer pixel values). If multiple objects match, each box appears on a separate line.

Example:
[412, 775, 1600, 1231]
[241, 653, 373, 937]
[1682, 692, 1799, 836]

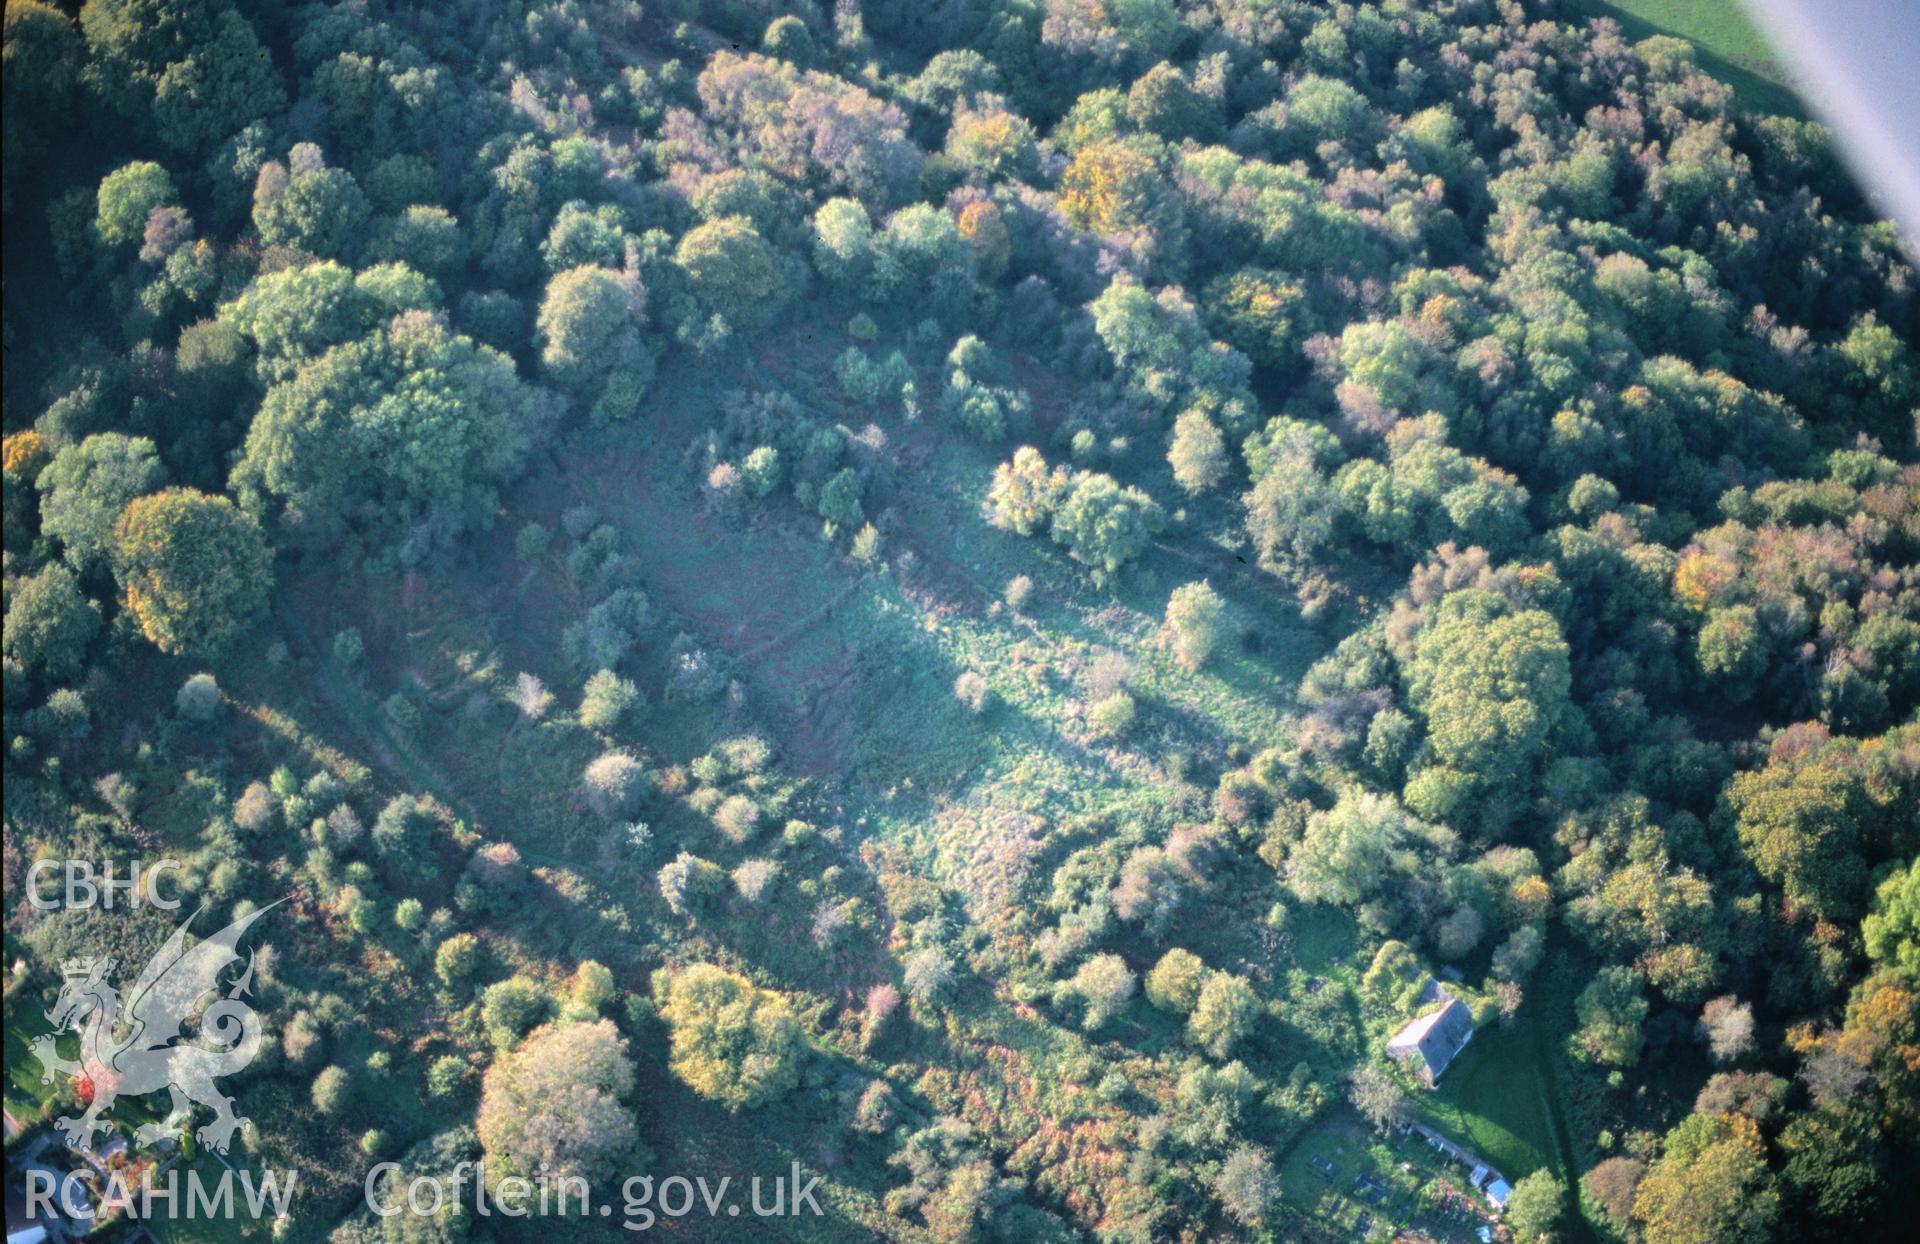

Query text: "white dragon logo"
[32, 903, 278, 1155]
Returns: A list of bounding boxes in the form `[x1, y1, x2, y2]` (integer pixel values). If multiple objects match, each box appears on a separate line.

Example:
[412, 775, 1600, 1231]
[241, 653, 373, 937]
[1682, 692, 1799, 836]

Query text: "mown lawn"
[1567, 0, 1804, 116]
[1422, 1019, 1556, 1180]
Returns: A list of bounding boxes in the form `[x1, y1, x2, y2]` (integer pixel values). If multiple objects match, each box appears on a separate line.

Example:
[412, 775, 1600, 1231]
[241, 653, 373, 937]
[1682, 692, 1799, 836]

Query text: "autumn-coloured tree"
[111, 488, 271, 659]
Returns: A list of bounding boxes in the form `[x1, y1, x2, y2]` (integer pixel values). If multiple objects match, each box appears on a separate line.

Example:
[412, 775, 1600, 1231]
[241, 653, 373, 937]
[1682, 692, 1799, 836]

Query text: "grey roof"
[1386, 998, 1475, 1082]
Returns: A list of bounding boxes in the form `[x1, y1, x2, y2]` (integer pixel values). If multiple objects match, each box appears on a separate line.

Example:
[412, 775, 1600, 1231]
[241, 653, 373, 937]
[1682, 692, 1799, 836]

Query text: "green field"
[1421, 1021, 1557, 1181]
[1568, 0, 1804, 115]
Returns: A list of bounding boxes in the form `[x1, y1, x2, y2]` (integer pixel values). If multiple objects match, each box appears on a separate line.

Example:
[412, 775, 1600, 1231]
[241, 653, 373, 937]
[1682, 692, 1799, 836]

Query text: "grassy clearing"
[1567, 0, 1804, 116]
[1416, 949, 1603, 1240]
[1421, 1020, 1556, 1180]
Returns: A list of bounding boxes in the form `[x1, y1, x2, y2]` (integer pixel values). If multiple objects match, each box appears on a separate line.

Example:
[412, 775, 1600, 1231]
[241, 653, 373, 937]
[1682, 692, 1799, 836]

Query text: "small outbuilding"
[1484, 1178, 1513, 1210]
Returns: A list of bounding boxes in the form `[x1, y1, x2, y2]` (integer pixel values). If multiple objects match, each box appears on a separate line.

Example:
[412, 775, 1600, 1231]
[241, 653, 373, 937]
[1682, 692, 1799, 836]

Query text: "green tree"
[583, 752, 647, 820]
[1403, 591, 1575, 821]
[434, 933, 481, 987]
[311, 1065, 352, 1115]
[232, 314, 537, 557]
[540, 201, 628, 273]
[1723, 747, 1876, 920]
[38, 433, 167, 572]
[1214, 1144, 1279, 1227]
[536, 266, 653, 423]
[869, 203, 975, 316]
[1697, 605, 1769, 699]
[658, 851, 726, 918]
[1188, 971, 1260, 1058]
[111, 487, 271, 659]
[1348, 1062, 1410, 1133]
[217, 261, 390, 383]
[1059, 139, 1184, 260]
[369, 794, 438, 881]
[760, 14, 814, 66]
[2, 1, 84, 184]
[945, 109, 1039, 182]
[673, 215, 787, 327]
[1863, 856, 1920, 973]
[1064, 953, 1135, 1031]
[95, 161, 178, 247]
[811, 197, 871, 283]
[1203, 269, 1313, 371]
[80, 0, 283, 152]
[1163, 580, 1225, 671]
[988, 447, 1067, 536]
[654, 964, 802, 1111]
[1290, 792, 1413, 906]
[4, 562, 101, 680]
[1244, 438, 1340, 571]
[578, 670, 640, 732]
[1167, 409, 1226, 493]
[1049, 471, 1165, 584]
[1146, 948, 1206, 1013]
[1632, 1113, 1780, 1244]
[375, 205, 466, 279]
[1504, 1170, 1568, 1244]
[1571, 966, 1649, 1067]
[480, 976, 550, 1039]
[252, 151, 371, 260]
[817, 467, 865, 529]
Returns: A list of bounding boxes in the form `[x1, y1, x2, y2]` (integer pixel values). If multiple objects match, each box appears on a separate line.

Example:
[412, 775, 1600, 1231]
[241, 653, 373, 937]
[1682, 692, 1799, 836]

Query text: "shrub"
[583, 751, 648, 820]
[480, 976, 551, 1039]
[175, 673, 222, 720]
[579, 670, 640, 731]
[1163, 581, 1225, 671]
[310, 1065, 352, 1116]
[733, 858, 781, 902]
[953, 670, 992, 713]
[1146, 949, 1207, 1013]
[1088, 691, 1136, 739]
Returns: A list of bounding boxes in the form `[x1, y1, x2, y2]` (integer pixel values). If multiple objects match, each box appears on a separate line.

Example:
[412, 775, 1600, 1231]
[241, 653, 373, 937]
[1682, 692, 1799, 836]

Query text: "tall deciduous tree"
[111, 487, 271, 659]
[38, 434, 167, 572]
[654, 964, 802, 1111]
[1632, 1113, 1780, 1244]
[477, 1019, 639, 1183]
[1403, 590, 1575, 823]
[537, 266, 653, 424]
[232, 313, 538, 558]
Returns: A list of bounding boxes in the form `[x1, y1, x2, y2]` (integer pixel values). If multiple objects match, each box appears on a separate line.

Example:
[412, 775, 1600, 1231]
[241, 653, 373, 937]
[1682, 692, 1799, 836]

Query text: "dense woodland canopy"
[2, 1, 1916, 1242]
